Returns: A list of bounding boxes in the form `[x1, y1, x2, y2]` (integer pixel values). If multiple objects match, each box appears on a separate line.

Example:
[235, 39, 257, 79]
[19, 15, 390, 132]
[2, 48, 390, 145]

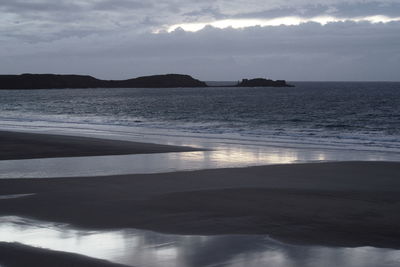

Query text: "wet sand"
[0, 242, 130, 267]
[1, 158, 400, 248]
[0, 130, 202, 160]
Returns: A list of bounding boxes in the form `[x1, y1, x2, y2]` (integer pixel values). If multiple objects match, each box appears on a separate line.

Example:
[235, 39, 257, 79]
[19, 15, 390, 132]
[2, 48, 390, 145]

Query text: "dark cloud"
[229, 2, 400, 20]
[93, 0, 153, 10]
[183, 6, 226, 20]
[328, 2, 400, 18]
[0, 0, 81, 13]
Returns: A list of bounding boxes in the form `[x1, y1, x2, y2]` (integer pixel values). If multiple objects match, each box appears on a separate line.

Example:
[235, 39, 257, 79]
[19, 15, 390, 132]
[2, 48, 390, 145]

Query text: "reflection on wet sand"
[1, 142, 398, 179]
[0, 216, 399, 267]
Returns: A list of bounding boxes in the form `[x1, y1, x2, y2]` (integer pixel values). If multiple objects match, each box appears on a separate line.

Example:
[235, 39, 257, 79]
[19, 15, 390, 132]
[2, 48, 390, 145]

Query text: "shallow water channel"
[0, 216, 399, 267]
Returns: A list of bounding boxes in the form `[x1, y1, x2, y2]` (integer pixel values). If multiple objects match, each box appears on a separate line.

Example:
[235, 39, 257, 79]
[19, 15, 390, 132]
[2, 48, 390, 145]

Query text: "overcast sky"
[1, 0, 399, 81]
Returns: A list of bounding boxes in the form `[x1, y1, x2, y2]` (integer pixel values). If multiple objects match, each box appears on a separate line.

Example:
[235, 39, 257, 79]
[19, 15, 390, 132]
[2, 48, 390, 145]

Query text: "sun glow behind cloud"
[163, 15, 400, 32]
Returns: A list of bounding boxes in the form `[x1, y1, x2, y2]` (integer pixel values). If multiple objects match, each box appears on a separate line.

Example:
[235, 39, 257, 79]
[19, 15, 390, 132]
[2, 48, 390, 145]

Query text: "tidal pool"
[0, 216, 399, 267]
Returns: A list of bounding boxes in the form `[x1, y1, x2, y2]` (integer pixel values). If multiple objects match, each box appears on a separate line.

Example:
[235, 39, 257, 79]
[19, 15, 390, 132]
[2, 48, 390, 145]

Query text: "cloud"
[230, 2, 400, 19]
[1, 0, 400, 41]
[93, 0, 153, 10]
[1, 20, 399, 81]
[0, 0, 80, 13]
[0, 1, 399, 80]
[165, 16, 400, 32]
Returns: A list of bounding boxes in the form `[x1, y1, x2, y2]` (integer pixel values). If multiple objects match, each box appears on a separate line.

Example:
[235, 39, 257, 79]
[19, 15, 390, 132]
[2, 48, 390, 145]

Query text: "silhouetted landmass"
[0, 73, 295, 89]
[237, 78, 294, 87]
[0, 73, 207, 89]
[0, 74, 102, 89]
[107, 74, 207, 88]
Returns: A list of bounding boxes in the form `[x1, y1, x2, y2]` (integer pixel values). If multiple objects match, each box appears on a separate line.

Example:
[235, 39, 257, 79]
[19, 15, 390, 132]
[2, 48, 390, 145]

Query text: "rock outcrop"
[237, 78, 293, 87]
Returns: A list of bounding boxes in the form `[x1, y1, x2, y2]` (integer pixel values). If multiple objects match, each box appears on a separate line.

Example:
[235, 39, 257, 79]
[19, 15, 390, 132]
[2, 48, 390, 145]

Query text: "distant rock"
[0, 73, 207, 89]
[237, 78, 294, 87]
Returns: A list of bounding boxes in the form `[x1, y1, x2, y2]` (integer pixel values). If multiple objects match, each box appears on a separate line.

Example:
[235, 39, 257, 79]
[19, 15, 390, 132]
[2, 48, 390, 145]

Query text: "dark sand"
[1, 160, 400, 248]
[0, 130, 202, 160]
[0, 242, 130, 267]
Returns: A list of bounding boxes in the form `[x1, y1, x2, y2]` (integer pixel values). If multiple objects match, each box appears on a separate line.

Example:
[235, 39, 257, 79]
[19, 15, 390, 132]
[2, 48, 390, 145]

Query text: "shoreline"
[1, 161, 400, 249]
[0, 130, 203, 160]
[2, 118, 400, 157]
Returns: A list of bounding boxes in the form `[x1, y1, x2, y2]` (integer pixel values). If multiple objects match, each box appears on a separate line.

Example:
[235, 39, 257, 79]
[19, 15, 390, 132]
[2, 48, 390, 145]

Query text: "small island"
[237, 78, 294, 87]
[0, 73, 207, 89]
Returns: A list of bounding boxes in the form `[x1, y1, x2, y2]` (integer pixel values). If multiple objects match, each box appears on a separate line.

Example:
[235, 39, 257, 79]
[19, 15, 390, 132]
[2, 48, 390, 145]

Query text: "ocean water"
[0, 82, 399, 153]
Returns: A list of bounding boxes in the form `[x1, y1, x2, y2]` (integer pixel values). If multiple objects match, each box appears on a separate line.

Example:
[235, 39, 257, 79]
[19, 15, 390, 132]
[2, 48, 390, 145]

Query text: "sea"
[0, 82, 399, 152]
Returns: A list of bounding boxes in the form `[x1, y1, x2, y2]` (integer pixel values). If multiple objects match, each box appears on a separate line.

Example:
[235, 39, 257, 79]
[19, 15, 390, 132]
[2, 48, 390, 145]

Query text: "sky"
[1, 0, 400, 81]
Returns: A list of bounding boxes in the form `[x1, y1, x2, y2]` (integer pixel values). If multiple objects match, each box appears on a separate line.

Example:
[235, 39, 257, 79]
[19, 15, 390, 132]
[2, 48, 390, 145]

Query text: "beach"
[0, 130, 202, 160]
[0, 132, 399, 253]
[0, 242, 130, 267]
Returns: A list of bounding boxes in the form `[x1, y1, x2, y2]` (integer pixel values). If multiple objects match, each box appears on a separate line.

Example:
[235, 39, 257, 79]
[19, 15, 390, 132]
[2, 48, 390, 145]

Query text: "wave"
[1, 114, 399, 154]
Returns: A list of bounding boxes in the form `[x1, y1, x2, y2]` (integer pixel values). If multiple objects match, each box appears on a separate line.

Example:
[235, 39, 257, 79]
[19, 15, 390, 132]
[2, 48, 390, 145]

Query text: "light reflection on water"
[0, 143, 397, 179]
[0, 216, 399, 267]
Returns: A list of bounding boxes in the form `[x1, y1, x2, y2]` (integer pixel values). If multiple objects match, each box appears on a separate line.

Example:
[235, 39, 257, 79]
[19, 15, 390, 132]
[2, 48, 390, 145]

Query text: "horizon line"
[1, 73, 399, 83]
